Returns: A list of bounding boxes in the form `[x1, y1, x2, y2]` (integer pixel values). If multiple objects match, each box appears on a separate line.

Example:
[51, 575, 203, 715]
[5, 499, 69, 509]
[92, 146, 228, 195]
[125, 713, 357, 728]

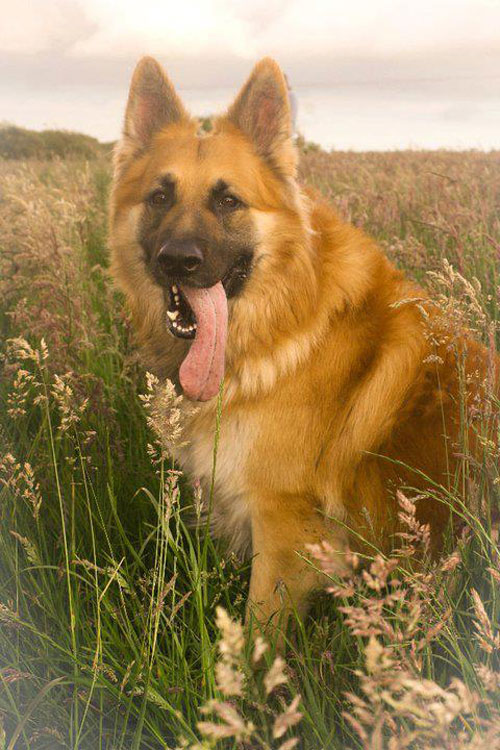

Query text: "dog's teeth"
[172, 284, 178, 294]
[167, 310, 179, 320]
[174, 294, 180, 303]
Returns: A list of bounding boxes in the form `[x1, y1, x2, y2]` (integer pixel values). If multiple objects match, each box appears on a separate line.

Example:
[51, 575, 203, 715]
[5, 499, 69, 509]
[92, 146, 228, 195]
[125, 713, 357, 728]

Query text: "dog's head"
[110, 56, 313, 400]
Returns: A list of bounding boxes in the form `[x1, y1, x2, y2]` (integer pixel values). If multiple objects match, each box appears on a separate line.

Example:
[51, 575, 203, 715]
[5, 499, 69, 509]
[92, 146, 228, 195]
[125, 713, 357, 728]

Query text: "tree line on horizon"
[0, 124, 114, 160]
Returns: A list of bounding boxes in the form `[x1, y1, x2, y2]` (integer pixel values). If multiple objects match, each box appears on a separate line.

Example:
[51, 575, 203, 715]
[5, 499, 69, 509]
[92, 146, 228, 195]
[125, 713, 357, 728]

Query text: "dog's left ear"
[225, 58, 295, 175]
[123, 57, 188, 148]
[114, 57, 189, 173]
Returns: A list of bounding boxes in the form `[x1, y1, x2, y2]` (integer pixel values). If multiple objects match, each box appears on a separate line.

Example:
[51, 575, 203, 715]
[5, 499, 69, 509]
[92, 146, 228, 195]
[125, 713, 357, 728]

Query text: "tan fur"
[109, 56, 498, 633]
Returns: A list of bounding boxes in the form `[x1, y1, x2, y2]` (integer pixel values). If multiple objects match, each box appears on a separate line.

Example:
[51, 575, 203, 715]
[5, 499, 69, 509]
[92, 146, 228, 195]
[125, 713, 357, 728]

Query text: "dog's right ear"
[115, 57, 188, 168]
[223, 57, 295, 177]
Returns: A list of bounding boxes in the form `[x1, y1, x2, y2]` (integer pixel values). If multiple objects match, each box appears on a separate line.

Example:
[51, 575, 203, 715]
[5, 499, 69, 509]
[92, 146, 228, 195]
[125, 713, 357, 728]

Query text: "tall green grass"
[0, 150, 499, 749]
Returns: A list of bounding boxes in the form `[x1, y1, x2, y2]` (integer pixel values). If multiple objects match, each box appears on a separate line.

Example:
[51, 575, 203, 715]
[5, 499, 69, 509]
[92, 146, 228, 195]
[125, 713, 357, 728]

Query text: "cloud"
[253, 0, 500, 57]
[2, 0, 500, 61]
[70, 0, 256, 58]
[0, 0, 92, 53]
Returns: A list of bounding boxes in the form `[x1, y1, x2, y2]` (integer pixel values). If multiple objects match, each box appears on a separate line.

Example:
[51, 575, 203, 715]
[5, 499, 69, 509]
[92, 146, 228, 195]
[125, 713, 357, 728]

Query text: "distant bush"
[295, 133, 321, 153]
[0, 124, 108, 160]
[198, 116, 213, 133]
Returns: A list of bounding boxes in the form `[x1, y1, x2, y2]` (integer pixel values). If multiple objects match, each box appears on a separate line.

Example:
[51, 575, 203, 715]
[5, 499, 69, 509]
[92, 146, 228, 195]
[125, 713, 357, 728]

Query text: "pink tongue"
[178, 282, 228, 402]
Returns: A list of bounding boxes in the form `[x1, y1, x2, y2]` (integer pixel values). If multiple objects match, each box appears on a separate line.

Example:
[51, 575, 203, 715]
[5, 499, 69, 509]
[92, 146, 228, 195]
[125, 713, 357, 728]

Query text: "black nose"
[157, 240, 204, 277]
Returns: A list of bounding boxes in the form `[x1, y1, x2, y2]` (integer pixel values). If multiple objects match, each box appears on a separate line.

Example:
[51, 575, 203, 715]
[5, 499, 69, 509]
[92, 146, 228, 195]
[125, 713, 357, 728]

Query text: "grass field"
[1, 147, 499, 749]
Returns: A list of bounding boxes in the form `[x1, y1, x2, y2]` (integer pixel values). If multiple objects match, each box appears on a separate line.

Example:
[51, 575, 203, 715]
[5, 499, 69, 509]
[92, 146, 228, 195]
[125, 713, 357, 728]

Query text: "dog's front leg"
[246, 492, 347, 638]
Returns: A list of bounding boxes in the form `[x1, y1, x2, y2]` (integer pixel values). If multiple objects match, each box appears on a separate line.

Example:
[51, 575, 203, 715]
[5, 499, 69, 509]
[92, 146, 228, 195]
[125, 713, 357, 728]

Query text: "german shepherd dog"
[109, 56, 497, 632]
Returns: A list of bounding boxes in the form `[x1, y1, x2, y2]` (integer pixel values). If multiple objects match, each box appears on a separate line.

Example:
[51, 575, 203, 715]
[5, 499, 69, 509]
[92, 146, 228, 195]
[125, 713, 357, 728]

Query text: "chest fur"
[176, 404, 258, 554]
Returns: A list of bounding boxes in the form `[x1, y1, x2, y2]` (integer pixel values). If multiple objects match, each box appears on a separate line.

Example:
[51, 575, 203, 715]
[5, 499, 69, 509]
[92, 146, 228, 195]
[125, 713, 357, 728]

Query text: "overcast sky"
[1, 0, 500, 149]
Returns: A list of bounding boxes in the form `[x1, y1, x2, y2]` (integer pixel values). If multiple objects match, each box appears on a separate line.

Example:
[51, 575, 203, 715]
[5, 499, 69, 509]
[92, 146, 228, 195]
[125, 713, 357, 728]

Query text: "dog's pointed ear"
[225, 58, 294, 173]
[121, 56, 188, 149]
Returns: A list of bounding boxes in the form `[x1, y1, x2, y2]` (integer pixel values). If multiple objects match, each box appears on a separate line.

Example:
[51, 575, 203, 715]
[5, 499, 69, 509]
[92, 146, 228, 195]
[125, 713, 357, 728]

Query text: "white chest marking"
[176, 405, 258, 554]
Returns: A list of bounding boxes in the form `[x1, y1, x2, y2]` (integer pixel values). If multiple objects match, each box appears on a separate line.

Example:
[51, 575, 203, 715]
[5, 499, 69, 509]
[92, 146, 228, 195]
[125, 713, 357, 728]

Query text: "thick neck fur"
[223, 188, 380, 400]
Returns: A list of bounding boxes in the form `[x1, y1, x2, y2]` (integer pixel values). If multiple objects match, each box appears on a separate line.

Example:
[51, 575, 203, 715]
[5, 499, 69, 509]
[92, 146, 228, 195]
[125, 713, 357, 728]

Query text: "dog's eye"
[217, 194, 241, 211]
[148, 189, 170, 206]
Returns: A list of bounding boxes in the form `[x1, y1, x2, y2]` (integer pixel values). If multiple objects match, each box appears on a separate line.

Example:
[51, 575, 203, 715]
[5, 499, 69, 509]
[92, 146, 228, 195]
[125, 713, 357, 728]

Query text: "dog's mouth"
[165, 253, 252, 340]
[166, 284, 197, 339]
[164, 254, 252, 402]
